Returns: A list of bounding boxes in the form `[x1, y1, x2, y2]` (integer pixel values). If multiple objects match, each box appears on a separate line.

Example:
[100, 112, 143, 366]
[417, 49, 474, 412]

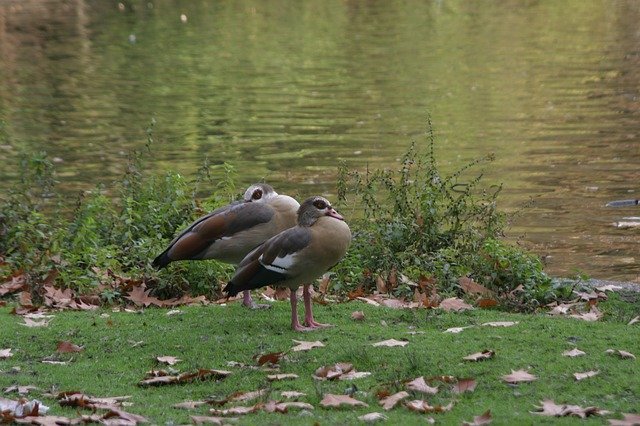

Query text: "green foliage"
[0, 125, 238, 300]
[335, 124, 559, 309]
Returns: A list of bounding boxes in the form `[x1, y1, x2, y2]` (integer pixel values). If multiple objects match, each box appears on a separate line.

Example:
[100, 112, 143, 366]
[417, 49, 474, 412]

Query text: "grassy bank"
[1, 293, 638, 424]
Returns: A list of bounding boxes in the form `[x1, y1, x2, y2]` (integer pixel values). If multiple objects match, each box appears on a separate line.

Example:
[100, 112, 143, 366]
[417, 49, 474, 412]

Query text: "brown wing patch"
[166, 232, 210, 261]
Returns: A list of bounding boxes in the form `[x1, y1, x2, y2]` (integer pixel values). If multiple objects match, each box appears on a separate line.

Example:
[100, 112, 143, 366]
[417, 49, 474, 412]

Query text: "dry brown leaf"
[609, 413, 640, 425]
[4, 386, 37, 395]
[313, 362, 367, 381]
[459, 277, 493, 296]
[379, 391, 409, 410]
[56, 341, 83, 353]
[209, 404, 260, 416]
[563, 348, 586, 357]
[318, 274, 331, 294]
[0, 348, 13, 359]
[357, 297, 380, 306]
[570, 306, 602, 322]
[21, 318, 50, 328]
[574, 370, 599, 381]
[439, 297, 473, 312]
[481, 321, 518, 327]
[502, 369, 537, 384]
[0, 274, 26, 296]
[376, 275, 388, 293]
[595, 284, 623, 292]
[405, 377, 438, 395]
[531, 399, 609, 418]
[372, 339, 409, 347]
[340, 370, 372, 380]
[358, 412, 388, 422]
[156, 356, 181, 365]
[463, 410, 493, 426]
[138, 369, 231, 386]
[173, 400, 206, 409]
[291, 340, 324, 352]
[628, 316, 639, 326]
[267, 373, 299, 381]
[57, 391, 132, 408]
[320, 393, 368, 408]
[452, 378, 477, 394]
[606, 349, 636, 360]
[444, 326, 473, 334]
[41, 360, 69, 365]
[405, 400, 453, 413]
[263, 401, 314, 413]
[281, 391, 306, 399]
[191, 415, 238, 425]
[549, 303, 577, 316]
[351, 311, 365, 321]
[463, 350, 495, 362]
[229, 389, 267, 403]
[255, 351, 286, 366]
[477, 298, 499, 308]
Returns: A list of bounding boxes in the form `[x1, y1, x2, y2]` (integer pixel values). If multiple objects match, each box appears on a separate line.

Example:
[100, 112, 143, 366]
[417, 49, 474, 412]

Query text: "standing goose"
[224, 196, 351, 331]
[152, 183, 299, 308]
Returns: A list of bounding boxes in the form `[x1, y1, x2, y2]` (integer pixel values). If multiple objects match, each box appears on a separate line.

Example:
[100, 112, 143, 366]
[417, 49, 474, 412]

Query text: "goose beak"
[326, 209, 344, 221]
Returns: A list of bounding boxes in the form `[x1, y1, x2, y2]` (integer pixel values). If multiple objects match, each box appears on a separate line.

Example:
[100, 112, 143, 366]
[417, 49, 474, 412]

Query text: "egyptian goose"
[152, 183, 299, 308]
[224, 196, 351, 331]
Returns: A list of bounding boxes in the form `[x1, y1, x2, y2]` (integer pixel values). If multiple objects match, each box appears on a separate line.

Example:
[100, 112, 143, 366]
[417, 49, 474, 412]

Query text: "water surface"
[1, 0, 639, 280]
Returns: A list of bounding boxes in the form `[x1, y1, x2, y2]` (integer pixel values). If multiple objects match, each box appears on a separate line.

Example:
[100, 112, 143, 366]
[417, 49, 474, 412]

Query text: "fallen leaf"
[595, 284, 622, 292]
[138, 369, 231, 386]
[379, 391, 409, 410]
[56, 341, 84, 353]
[255, 352, 286, 366]
[358, 412, 388, 422]
[459, 277, 493, 296]
[574, 370, 599, 381]
[209, 404, 260, 416]
[21, 317, 50, 327]
[0, 348, 13, 359]
[4, 385, 37, 395]
[263, 401, 314, 413]
[463, 410, 493, 426]
[452, 378, 477, 394]
[229, 389, 267, 403]
[318, 274, 331, 294]
[531, 399, 609, 418]
[549, 303, 577, 315]
[357, 297, 380, 306]
[444, 326, 473, 334]
[267, 373, 299, 381]
[0, 397, 49, 417]
[405, 377, 438, 394]
[570, 306, 602, 322]
[313, 362, 367, 381]
[405, 400, 453, 413]
[482, 321, 518, 327]
[502, 369, 537, 384]
[340, 370, 372, 380]
[166, 309, 182, 316]
[156, 356, 181, 365]
[173, 400, 206, 409]
[628, 316, 639, 326]
[606, 349, 636, 359]
[291, 340, 324, 352]
[57, 392, 132, 408]
[609, 413, 640, 425]
[0, 274, 26, 296]
[191, 415, 238, 424]
[320, 393, 368, 408]
[563, 348, 586, 357]
[372, 339, 409, 347]
[477, 298, 499, 308]
[463, 350, 495, 362]
[41, 360, 69, 365]
[376, 275, 387, 293]
[351, 311, 365, 321]
[281, 391, 306, 399]
[439, 297, 473, 312]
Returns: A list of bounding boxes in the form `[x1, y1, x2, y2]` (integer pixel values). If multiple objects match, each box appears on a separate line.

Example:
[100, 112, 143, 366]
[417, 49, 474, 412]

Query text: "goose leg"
[290, 288, 312, 332]
[303, 284, 331, 328]
[242, 290, 271, 310]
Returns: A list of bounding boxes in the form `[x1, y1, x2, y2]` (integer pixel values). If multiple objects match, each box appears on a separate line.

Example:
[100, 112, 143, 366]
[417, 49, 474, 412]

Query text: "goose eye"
[313, 199, 327, 209]
[252, 189, 263, 200]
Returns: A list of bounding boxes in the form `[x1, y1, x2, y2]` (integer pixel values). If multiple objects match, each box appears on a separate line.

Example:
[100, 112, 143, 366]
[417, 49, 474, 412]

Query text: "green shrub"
[334, 123, 561, 309]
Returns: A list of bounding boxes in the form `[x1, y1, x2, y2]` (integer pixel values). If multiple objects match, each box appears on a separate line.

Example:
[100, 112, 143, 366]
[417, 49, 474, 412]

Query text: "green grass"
[1, 294, 638, 424]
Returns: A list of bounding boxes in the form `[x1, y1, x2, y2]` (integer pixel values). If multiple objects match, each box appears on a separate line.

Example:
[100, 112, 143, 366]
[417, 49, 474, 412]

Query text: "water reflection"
[0, 0, 638, 281]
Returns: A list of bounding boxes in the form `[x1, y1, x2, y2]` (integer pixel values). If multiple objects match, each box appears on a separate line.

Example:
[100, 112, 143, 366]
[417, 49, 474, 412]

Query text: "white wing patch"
[261, 253, 297, 273]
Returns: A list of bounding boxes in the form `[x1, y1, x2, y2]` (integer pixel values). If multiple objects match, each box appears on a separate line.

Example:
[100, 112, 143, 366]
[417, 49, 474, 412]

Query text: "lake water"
[1, 0, 638, 281]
